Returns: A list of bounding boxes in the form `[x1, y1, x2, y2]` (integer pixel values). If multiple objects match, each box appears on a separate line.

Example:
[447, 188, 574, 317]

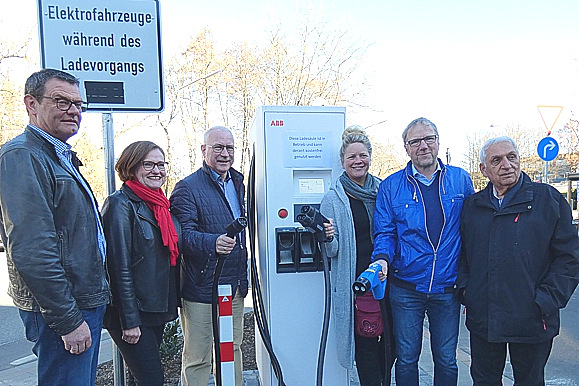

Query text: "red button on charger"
[278, 209, 288, 219]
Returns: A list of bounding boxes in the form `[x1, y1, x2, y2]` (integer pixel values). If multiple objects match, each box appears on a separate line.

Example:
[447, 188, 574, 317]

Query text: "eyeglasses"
[406, 135, 438, 148]
[141, 161, 168, 171]
[41, 96, 88, 112]
[207, 144, 235, 154]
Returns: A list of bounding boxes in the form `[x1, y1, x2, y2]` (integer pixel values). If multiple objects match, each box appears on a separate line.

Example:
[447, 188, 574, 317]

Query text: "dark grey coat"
[458, 172, 579, 343]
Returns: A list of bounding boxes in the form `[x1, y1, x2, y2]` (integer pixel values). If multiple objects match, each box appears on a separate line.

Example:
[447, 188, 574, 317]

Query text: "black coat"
[101, 184, 180, 330]
[458, 173, 579, 343]
[170, 163, 248, 303]
[0, 126, 110, 335]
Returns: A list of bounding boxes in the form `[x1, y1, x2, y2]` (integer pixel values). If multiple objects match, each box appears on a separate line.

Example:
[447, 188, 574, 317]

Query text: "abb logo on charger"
[270, 120, 284, 127]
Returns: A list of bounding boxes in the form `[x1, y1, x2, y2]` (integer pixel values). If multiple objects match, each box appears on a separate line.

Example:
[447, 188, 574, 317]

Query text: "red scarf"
[125, 180, 179, 266]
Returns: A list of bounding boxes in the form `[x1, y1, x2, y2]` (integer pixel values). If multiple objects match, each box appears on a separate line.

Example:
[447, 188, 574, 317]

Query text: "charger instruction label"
[284, 131, 333, 168]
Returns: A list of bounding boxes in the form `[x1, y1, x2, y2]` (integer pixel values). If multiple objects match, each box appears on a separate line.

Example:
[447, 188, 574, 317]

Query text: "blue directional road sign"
[537, 137, 559, 161]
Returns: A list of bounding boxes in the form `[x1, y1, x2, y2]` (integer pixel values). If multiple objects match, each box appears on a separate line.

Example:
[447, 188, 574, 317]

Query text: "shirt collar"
[29, 124, 72, 155]
[412, 162, 441, 181]
[208, 167, 230, 183]
[491, 174, 523, 208]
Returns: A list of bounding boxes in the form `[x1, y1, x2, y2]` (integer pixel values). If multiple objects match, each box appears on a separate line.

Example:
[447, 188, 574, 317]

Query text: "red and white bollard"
[218, 284, 235, 386]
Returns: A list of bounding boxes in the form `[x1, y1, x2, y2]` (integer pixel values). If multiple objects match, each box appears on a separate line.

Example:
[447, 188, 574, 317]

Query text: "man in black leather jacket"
[0, 69, 109, 385]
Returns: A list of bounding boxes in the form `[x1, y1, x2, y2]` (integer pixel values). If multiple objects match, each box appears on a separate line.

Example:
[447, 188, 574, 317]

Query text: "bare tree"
[175, 28, 224, 173]
[0, 77, 26, 145]
[0, 33, 29, 66]
[369, 135, 406, 180]
[221, 42, 262, 175]
[462, 131, 490, 190]
[0, 32, 31, 144]
[259, 11, 366, 107]
[558, 118, 579, 172]
[69, 134, 106, 203]
[463, 124, 545, 189]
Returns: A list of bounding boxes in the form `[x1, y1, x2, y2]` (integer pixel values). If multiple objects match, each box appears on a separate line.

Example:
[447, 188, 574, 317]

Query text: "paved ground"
[2, 246, 576, 385]
[0, 321, 471, 386]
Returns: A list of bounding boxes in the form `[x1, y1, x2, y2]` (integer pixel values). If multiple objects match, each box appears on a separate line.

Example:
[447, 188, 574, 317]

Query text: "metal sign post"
[103, 112, 116, 194]
[537, 137, 559, 184]
[102, 112, 125, 386]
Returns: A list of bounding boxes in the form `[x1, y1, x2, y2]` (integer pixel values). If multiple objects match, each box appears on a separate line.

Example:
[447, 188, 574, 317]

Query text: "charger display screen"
[298, 178, 325, 194]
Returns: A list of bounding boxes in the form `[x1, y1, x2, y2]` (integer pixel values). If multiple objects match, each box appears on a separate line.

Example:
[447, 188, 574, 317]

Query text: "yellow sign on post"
[537, 105, 564, 135]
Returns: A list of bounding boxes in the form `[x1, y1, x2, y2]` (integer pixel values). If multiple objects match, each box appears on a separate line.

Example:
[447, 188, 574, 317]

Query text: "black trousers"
[355, 333, 387, 386]
[470, 333, 553, 386]
[108, 324, 165, 386]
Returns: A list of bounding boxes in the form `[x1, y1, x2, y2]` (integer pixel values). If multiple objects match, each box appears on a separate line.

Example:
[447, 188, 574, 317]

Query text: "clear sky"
[3, 0, 579, 165]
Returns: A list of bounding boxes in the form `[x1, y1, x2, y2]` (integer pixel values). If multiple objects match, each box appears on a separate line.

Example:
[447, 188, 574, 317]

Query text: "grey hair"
[402, 117, 439, 143]
[204, 126, 233, 144]
[25, 69, 79, 99]
[479, 136, 519, 165]
[340, 125, 372, 162]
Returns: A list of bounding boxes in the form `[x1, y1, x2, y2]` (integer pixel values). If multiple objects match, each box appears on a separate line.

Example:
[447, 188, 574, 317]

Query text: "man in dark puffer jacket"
[170, 126, 247, 386]
[458, 136, 579, 385]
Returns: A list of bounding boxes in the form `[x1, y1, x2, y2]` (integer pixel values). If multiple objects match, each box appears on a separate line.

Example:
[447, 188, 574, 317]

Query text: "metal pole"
[544, 161, 549, 184]
[102, 112, 116, 194]
[102, 112, 124, 386]
[567, 175, 572, 207]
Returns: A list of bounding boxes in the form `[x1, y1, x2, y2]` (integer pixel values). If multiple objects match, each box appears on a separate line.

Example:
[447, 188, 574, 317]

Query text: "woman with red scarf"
[102, 141, 180, 386]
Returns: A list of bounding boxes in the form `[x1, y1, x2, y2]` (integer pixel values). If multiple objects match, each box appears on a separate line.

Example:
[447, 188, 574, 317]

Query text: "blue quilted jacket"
[170, 162, 248, 303]
[372, 160, 474, 293]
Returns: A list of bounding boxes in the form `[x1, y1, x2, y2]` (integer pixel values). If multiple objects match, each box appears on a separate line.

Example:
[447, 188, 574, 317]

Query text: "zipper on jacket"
[57, 232, 64, 260]
[408, 168, 448, 293]
[137, 213, 159, 229]
[429, 251, 438, 292]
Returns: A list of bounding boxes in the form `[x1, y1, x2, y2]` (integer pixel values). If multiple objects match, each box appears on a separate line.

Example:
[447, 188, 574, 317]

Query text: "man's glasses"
[406, 135, 438, 148]
[41, 96, 88, 112]
[141, 161, 168, 171]
[207, 144, 235, 154]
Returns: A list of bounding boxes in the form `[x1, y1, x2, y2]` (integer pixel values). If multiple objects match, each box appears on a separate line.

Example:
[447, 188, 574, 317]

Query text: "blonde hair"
[340, 125, 372, 162]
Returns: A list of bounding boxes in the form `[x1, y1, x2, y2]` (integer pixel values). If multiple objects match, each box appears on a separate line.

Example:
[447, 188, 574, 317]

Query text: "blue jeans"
[389, 283, 459, 386]
[19, 306, 105, 386]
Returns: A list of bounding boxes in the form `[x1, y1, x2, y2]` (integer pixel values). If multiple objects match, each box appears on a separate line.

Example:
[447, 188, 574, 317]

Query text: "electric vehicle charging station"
[250, 106, 352, 385]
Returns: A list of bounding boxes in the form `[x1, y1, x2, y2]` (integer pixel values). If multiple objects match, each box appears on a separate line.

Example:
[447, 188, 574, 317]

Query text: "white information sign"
[284, 131, 333, 168]
[38, 0, 163, 111]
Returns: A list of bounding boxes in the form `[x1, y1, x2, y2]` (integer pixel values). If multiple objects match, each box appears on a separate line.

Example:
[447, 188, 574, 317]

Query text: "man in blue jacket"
[170, 126, 248, 386]
[458, 136, 579, 384]
[373, 117, 474, 385]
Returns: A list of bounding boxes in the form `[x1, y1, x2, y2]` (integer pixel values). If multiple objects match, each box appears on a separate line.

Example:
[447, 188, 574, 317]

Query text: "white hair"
[479, 136, 519, 165]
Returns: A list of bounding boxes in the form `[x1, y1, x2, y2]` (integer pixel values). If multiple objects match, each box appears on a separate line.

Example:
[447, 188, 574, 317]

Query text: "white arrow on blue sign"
[537, 137, 559, 161]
